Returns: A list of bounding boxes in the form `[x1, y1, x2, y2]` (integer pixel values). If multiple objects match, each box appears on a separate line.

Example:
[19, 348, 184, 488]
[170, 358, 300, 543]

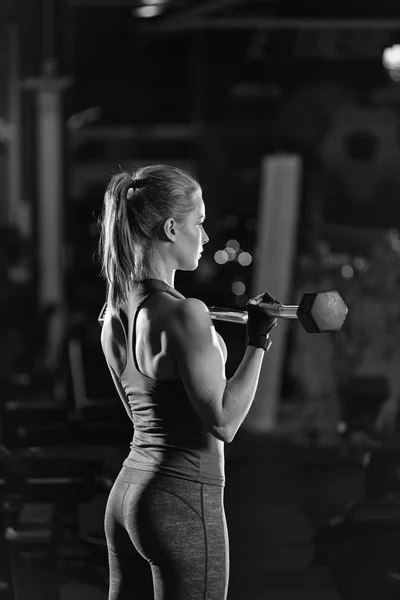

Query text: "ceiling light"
[133, 5, 162, 17]
[383, 45, 400, 70]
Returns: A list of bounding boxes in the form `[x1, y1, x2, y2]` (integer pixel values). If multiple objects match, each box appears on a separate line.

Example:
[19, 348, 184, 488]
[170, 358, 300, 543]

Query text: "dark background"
[2, 2, 400, 599]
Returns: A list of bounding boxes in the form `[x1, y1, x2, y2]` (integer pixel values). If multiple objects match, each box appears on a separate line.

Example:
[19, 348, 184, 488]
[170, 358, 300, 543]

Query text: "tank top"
[100, 279, 225, 487]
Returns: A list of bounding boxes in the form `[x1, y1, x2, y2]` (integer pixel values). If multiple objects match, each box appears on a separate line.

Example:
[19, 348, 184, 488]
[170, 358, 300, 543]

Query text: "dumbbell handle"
[208, 303, 299, 325]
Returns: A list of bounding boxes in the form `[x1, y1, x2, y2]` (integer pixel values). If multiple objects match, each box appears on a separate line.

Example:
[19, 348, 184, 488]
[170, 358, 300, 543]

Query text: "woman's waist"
[125, 438, 225, 486]
[132, 427, 220, 452]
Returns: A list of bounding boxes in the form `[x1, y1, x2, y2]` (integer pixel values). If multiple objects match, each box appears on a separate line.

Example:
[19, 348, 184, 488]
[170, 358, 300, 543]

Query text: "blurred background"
[3, 0, 400, 599]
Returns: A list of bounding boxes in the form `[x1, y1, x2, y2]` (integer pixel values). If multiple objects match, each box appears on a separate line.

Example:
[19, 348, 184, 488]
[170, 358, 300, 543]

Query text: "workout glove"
[246, 291, 280, 351]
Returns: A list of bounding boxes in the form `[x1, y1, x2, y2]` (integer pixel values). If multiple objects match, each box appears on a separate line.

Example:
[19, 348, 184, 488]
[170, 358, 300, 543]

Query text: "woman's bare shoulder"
[141, 293, 209, 330]
[139, 292, 193, 319]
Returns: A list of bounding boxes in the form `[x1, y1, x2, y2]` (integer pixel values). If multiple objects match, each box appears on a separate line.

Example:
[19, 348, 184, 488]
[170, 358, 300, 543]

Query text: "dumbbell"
[209, 290, 347, 333]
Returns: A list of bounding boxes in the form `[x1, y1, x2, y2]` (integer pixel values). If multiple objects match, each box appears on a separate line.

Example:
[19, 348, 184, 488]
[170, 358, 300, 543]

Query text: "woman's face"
[176, 191, 209, 271]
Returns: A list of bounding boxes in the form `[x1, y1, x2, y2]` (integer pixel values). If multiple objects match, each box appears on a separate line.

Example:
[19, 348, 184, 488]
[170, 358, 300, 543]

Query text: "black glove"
[246, 291, 280, 350]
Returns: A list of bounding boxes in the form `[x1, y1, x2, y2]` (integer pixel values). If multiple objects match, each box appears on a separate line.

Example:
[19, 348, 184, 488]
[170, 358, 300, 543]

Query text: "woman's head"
[98, 164, 208, 306]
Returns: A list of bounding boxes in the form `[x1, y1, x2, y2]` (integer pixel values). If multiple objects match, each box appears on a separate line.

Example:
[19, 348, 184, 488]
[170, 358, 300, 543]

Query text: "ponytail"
[99, 173, 143, 306]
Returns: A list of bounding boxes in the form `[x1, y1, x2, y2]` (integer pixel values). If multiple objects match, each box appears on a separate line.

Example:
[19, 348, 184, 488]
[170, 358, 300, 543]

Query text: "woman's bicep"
[167, 299, 227, 436]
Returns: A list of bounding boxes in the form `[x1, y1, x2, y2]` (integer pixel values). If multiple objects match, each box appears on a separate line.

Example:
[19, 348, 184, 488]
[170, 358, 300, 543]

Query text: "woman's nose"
[202, 228, 209, 244]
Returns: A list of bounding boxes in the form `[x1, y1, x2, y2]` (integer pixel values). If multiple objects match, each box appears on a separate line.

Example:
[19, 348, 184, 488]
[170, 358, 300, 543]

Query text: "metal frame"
[151, 0, 254, 29]
[68, 0, 400, 33]
[171, 17, 400, 31]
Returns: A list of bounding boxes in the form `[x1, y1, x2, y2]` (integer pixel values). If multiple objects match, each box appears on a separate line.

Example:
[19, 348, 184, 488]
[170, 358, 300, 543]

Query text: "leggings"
[104, 466, 229, 600]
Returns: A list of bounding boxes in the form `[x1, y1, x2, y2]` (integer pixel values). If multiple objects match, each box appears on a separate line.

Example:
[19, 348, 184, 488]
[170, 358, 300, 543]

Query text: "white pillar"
[36, 88, 64, 306]
[23, 64, 71, 369]
[244, 154, 302, 433]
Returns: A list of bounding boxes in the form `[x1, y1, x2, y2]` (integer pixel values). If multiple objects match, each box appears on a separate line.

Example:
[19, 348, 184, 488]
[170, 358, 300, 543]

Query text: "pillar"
[244, 154, 302, 432]
[23, 61, 71, 369]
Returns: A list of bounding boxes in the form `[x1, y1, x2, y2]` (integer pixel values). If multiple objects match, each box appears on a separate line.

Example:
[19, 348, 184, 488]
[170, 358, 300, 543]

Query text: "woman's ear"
[162, 217, 177, 242]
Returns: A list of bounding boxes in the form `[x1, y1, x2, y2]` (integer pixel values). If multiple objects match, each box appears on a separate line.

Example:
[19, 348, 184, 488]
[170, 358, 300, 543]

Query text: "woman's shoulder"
[164, 296, 211, 327]
[145, 292, 207, 318]
[138, 292, 210, 333]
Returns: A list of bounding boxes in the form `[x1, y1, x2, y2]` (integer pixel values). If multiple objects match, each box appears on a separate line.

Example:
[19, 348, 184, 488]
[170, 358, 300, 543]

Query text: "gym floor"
[15, 432, 365, 600]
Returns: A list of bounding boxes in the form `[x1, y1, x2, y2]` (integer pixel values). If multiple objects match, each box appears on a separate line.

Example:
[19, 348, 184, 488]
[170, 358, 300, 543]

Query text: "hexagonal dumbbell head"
[297, 291, 348, 333]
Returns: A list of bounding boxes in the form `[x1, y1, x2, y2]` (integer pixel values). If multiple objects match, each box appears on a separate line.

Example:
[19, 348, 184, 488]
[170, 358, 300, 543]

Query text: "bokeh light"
[353, 257, 366, 271]
[226, 239, 240, 251]
[232, 280, 246, 296]
[237, 251, 252, 266]
[214, 250, 229, 265]
[341, 264, 354, 279]
[225, 247, 236, 261]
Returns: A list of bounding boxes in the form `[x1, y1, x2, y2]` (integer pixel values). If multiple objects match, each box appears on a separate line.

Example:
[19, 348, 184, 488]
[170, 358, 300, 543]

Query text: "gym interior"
[1, 1, 400, 598]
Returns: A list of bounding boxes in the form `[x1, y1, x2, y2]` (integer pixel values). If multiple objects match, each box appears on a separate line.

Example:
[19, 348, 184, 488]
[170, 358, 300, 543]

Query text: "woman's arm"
[167, 298, 268, 443]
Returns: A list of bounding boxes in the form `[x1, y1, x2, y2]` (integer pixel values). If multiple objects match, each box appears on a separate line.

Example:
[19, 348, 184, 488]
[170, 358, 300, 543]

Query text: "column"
[244, 154, 302, 432]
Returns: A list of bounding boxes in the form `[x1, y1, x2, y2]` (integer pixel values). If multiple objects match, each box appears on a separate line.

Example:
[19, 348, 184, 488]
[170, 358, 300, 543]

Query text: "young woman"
[98, 164, 279, 600]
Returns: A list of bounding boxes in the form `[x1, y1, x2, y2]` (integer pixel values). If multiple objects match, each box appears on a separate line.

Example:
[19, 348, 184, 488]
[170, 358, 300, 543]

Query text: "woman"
[98, 164, 279, 600]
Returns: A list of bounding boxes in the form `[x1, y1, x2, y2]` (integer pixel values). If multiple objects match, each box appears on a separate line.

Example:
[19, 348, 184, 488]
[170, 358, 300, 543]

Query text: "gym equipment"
[3, 399, 70, 449]
[0, 445, 111, 598]
[209, 290, 348, 333]
[98, 290, 348, 333]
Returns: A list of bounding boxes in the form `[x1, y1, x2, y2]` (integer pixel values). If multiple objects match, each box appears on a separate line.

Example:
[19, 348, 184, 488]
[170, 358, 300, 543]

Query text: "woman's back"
[101, 278, 226, 486]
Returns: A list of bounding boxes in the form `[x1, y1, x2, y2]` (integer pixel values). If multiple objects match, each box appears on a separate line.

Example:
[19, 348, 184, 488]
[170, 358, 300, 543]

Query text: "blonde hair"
[98, 164, 200, 306]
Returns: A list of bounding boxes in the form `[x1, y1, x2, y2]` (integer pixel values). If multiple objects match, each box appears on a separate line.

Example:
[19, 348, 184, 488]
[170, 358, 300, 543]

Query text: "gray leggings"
[104, 466, 229, 600]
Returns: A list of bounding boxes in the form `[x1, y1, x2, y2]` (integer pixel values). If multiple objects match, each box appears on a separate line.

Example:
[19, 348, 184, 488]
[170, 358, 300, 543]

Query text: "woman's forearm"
[220, 345, 267, 441]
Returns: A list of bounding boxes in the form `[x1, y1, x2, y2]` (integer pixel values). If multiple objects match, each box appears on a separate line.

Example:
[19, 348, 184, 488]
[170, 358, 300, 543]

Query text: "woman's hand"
[246, 291, 281, 350]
